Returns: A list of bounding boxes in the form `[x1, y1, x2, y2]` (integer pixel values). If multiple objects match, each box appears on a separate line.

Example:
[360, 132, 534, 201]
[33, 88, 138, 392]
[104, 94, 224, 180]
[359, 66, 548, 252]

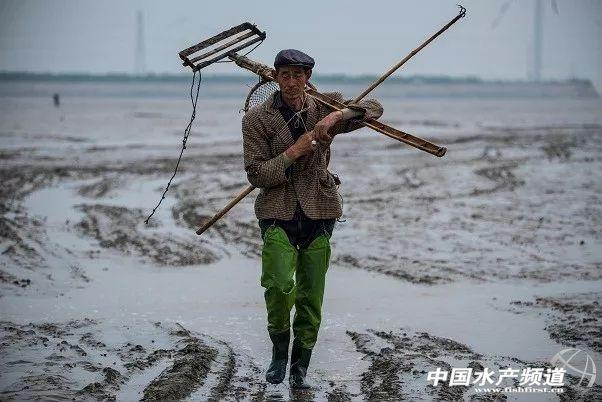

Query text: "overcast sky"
[0, 0, 600, 84]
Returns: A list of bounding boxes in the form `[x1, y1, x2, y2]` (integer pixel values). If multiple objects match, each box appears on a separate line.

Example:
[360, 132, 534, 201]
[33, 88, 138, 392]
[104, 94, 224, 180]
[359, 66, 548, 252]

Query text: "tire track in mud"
[0, 318, 269, 401]
[138, 323, 267, 401]
[184, 331, 267, 401]
[139, 324, 219, 401]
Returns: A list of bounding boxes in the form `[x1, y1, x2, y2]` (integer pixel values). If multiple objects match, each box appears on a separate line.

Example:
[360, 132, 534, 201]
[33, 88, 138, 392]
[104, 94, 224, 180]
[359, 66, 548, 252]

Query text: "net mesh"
[244, 80, 279, 112]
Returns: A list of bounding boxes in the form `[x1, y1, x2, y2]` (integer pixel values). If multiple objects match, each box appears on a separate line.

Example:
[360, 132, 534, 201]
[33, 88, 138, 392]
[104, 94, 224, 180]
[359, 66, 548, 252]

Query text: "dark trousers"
[259, 217, 335, 250]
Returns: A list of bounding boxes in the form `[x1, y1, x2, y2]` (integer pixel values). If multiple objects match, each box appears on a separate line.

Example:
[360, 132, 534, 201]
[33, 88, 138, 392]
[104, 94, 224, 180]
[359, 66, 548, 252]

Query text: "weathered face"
[274, 65, 311, 99]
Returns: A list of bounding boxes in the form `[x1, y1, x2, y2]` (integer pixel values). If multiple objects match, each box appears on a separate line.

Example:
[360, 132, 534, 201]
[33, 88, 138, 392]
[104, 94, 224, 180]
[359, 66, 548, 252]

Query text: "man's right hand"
[285, 131, 316, 160]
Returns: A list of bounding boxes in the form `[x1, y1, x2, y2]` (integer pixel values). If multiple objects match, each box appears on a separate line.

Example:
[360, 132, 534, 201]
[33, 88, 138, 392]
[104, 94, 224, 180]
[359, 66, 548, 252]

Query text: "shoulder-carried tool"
[144, 6, 467, 233]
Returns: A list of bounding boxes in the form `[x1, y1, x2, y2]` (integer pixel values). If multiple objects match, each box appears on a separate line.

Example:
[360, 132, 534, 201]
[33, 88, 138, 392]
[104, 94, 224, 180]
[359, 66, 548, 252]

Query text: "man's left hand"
[313, 111, 343, 146]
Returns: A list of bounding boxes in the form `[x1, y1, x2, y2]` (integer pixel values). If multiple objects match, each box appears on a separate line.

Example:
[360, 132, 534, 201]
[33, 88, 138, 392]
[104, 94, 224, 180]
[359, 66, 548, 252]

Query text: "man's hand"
[285, 131, 317, 160]
[313, 111, 343, 146]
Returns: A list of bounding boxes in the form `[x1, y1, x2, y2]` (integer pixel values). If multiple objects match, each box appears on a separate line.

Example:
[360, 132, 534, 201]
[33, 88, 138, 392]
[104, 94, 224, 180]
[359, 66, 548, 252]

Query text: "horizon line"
[0, 71, 596, 86]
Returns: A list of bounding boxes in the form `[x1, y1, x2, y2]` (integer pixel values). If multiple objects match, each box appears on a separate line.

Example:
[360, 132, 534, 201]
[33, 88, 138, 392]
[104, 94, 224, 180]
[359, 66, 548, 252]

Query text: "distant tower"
[533, 0, 543, 81]
[493, 0, 558, 82]
[596, 19, 602, 92]
[135, 10, 146, 76]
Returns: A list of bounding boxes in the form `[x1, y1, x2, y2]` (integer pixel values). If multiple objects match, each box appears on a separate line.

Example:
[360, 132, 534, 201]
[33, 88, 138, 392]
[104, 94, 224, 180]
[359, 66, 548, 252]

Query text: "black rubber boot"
[265, 330, 290, 384]
[289, 341, 312, 389]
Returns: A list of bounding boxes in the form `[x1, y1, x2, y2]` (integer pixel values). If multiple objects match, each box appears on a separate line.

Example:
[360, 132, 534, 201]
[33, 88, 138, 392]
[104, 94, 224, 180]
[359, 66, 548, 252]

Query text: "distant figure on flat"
[53, 93, 60, 107]
[242, 49, 383, 389]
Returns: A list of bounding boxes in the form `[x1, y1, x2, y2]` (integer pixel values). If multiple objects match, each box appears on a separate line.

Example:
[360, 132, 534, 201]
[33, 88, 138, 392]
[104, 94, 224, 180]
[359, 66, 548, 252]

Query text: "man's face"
[275, 66, 310, 99]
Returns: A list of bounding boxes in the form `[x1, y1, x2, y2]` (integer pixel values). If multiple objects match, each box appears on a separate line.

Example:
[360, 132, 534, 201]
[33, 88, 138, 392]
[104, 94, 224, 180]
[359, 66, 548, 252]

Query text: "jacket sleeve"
[242, 112, 289, 189]
[322, 92, 384, 136]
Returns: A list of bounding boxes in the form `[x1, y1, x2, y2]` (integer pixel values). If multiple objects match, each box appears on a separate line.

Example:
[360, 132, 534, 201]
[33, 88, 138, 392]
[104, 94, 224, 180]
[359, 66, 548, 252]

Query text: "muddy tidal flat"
[0, 79, 601, 401]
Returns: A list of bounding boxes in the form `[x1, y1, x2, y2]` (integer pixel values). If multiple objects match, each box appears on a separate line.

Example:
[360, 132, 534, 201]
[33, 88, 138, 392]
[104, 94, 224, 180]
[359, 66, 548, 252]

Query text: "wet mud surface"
[1, 92, 601, 400]
[347, 328, 602, 401]
[75, 203, 218, 266]
[332, 124, 602, 285]
[2, 122, 601, 287]
[506, 292, 602, 353]
[0, 319, 269, 401]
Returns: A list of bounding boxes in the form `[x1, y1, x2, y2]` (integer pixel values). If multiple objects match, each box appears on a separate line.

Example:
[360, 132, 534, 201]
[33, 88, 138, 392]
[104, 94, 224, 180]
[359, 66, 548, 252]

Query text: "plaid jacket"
[242, 91, 383, 220]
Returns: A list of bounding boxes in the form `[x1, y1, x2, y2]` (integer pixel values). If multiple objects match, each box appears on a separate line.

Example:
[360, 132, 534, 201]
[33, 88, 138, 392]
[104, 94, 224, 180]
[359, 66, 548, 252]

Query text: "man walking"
[242, 49, 383, 389]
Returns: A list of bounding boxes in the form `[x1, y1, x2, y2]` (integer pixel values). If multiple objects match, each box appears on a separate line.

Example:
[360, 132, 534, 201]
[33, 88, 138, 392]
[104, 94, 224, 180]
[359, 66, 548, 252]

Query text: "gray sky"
[0, 0, 601, 84]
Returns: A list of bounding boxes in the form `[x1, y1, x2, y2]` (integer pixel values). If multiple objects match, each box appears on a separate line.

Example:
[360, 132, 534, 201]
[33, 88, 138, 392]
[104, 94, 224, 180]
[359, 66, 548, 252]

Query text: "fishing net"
[243, 80, 280, 112]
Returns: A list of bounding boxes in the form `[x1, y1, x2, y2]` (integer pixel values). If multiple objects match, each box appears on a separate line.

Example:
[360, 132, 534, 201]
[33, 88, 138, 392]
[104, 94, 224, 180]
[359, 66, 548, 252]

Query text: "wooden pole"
[196, 185, 255, 235]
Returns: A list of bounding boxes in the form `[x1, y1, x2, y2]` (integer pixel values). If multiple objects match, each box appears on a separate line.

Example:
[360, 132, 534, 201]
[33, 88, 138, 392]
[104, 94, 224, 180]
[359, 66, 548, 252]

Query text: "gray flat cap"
[274, 49, 315, 69]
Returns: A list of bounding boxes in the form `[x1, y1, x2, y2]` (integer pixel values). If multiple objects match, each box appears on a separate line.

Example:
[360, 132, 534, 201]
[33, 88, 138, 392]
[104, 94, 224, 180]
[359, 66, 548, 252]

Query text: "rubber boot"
[266, 329, 290, 384]
[289, 341, 312, 389]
